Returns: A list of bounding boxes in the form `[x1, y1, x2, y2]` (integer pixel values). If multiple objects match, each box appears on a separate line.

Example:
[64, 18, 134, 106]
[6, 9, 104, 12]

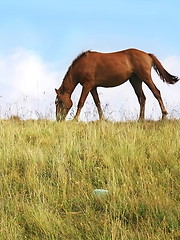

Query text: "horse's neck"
[60, 76, 77, 96]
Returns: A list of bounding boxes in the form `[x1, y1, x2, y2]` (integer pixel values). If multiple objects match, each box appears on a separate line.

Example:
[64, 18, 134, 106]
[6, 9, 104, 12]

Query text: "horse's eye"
[55, 97, 58, 105]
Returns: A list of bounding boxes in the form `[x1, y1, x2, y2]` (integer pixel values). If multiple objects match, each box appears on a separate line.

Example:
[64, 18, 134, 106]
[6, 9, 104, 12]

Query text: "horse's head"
[55, 89, 72, 121]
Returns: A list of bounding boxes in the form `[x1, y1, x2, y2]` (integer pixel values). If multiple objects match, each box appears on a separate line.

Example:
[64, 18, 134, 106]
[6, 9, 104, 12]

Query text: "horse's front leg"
[90, 88, 104, 120]
[74, 83, 93, 121]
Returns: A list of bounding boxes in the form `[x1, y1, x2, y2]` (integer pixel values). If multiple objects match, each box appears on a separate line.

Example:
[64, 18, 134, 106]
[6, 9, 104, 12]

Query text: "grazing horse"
[55, 48, 179, 121]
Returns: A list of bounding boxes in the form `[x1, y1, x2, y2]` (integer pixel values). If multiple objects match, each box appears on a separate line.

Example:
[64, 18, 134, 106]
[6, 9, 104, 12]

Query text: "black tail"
[149, 53, 179, 84]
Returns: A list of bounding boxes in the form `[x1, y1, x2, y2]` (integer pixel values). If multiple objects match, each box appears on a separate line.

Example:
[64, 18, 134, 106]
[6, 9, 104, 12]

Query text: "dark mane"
[71, 50, 91, 67]
[63, 51, 91, 81]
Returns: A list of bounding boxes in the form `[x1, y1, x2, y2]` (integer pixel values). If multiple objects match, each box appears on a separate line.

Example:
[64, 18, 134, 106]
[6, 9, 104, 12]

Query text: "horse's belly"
[96, 76, 129, 88]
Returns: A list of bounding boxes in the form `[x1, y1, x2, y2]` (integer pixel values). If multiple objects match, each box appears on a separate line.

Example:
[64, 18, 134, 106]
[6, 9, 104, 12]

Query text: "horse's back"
[75, 49, 152, 68]
[87, 48, 152, 71]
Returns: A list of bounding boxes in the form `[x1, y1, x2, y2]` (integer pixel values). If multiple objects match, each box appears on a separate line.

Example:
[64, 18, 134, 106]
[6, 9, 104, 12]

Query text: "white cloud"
[1, 48, 59, 97]
[0, 49, 180, 120]
[0, 48, 61, 119]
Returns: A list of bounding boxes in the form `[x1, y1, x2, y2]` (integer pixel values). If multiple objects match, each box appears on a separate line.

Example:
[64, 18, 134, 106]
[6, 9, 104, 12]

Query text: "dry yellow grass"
[0, 119, 179, 239]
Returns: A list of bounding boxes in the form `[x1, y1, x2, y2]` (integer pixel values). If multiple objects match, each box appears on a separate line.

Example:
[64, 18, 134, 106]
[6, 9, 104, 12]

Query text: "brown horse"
[55, 48, 179, 121]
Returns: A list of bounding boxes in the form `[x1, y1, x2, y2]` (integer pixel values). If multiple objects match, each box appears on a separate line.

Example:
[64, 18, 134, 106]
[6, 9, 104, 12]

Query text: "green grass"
[0, 119, 179, 240]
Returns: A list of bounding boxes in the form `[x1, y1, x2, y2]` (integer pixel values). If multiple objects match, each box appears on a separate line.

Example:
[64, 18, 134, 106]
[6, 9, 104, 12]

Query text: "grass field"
[0, 119, 179, 240]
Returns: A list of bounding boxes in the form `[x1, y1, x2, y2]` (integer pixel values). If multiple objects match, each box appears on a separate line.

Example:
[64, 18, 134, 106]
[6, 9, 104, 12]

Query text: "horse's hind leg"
[141, 75, 168, 119]
[129, 75, 146, 120]
[90, 87, 104, 120]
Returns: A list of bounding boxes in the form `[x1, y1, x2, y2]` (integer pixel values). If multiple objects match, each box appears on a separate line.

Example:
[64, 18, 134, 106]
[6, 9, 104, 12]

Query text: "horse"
[55, 48, 179, 121]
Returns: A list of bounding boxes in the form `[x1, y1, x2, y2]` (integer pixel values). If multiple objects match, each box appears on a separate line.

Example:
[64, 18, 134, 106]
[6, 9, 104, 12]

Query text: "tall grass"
[0, 119, 179, 240]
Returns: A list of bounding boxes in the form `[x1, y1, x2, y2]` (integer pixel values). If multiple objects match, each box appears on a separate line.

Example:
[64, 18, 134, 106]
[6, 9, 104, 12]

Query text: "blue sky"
[1, 0, 180, 59]
[0, 0, 180, 120]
